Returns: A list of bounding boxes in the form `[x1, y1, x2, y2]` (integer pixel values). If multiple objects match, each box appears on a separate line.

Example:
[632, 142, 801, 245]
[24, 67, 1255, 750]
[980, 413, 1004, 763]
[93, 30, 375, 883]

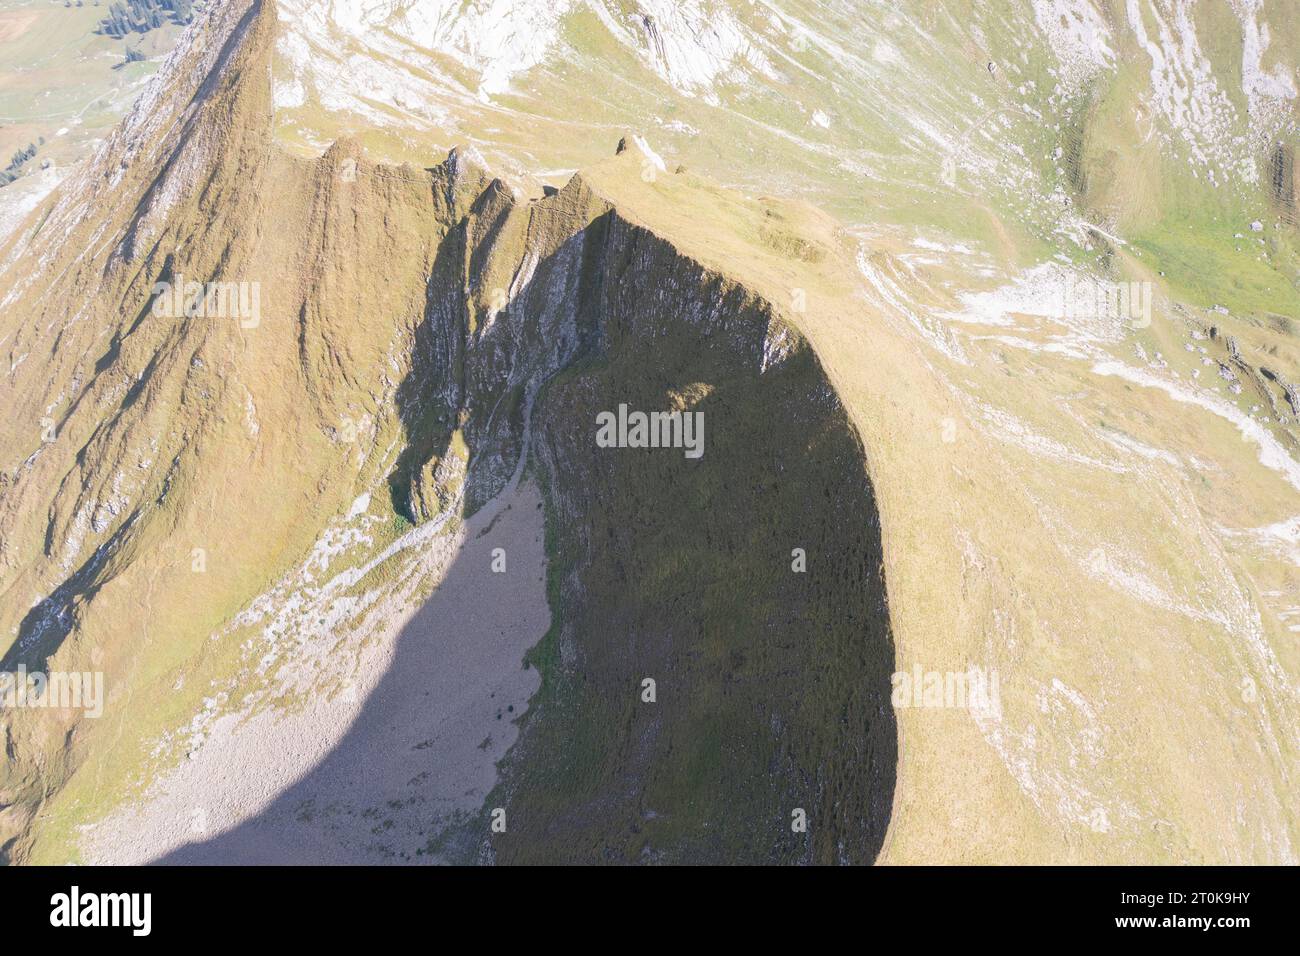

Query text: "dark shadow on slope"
[489, 224, 897, 864]
[3, 510, 144, 673]
[151, 477, 548, 864]
[386, 222, 467, 523]
[151, 210, 898, 865]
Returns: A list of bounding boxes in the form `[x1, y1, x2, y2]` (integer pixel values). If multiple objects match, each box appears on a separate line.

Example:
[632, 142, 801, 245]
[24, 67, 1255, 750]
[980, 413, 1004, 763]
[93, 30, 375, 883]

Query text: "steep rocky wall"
[380, 171, 899, 864]
[482, 215, 896, 864]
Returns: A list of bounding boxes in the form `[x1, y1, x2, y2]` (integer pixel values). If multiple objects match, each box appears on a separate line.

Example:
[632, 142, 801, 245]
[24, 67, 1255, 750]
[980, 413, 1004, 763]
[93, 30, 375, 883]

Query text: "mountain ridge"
[0, 0, 1296, 864]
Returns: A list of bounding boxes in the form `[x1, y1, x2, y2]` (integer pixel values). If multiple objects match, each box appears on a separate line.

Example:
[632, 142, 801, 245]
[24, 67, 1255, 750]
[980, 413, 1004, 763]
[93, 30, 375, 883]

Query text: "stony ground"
[81, 481, 548, 865]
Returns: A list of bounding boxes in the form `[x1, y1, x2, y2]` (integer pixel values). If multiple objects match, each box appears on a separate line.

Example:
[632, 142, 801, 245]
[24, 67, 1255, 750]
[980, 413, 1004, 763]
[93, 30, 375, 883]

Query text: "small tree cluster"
[97, 0, 194, 38]
[0, 140, 41, 188]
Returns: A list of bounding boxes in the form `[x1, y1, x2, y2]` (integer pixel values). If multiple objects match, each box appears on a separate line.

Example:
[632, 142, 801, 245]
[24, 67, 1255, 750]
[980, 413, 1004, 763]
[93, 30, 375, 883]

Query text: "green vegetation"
[1131, 221, 1300, 319]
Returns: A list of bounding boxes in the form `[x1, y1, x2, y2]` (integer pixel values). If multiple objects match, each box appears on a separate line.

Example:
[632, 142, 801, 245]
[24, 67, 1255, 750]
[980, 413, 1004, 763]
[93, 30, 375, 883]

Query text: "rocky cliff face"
[494, 213, 894, 864]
